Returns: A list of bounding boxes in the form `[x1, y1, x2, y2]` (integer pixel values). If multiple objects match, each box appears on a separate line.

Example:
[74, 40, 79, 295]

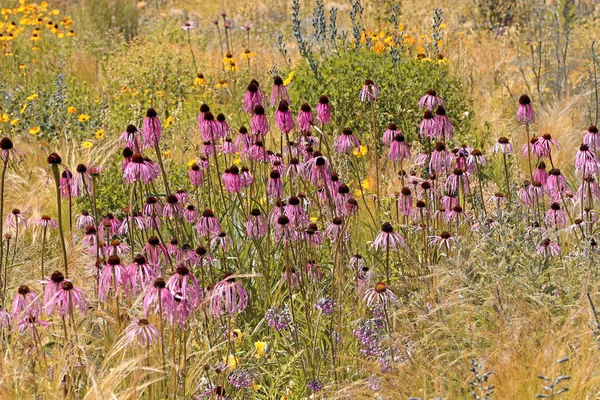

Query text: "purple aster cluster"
[314, 297, 335, 315]
[265, 306, 291, 332]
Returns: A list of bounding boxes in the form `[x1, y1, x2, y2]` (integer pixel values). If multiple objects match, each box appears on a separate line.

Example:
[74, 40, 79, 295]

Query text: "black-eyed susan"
[225, 62, 239, 72]
[95, 129, 104, 140]
[193, 72, 206, 86]
[222, 52, 236, 67]
[241, 48, 255, 60]
[77, 114, 89, 123]
[164, 115, 174, 128]
[216, 80, 228, 89]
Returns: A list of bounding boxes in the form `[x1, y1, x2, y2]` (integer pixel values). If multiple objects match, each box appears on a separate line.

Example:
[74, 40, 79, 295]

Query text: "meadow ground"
[1, 0, 600, 398]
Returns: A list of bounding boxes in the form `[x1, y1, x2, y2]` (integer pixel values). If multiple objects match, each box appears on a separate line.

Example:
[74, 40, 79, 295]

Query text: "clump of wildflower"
[228, 369, 253, 388]
[265, 306, 291, 332]
[314, 297, 335, 315]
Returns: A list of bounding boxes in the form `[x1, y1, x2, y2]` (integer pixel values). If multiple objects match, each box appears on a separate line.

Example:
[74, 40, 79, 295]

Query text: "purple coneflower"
[388, 134, 411, 162]
[60, 169, 73, 199]
[98, 256, 132, 301]
[372, 222, 404, 250]
[517, 94, 534, 124]
[382, 123, 401, 146]
[163, 194, 183, 218]
[274, 100, 294, 133]
[492, 137, 513, 154]
[197, 209, 221, 237]
[142, 108, 161, 148]
[575, 143, 600, 175]
[251, 105, 269, 136]
[535, 134, 560, 159]
[211, 231, 232, 251]
[398, 187, 413, 217]
[166, 265, 200, 306]
[222, 166, 243, 193]
[188, 163, 204, 186]
[545, 202, 567, 228]
[269, 75, 289, 106]
[143, 196, 162, 217]
[584, 126, 600, 151]
[243, 81, 262, 113]
[143, 236, 169, 264]
[430, 142, 451, 175]
[183, 204, 198, 223]
[428, 231, 455, 250]
[247, 209, 267, 239]
[6, 208, 27, 229]
[419, 89, 443, 110]
[124, 154, 158, 184]
[210, 274, 249, 316]
[0, 137, 16, 163]
[12, 285, 40, 319]
[333, 128, 360, 153]
[363, 282, 397, 307]
[536, 238, 561, 258]
[124, 319, 161, 347]
[119, 124, 142, 150]
[266, 170, 284, 198]
[434, 106, 453, 139]
[201, 112, 223, 141]
[419, 111, 438, 138]
[34, 215, 57, 229]
[316, 95, 331, 125]
[128, 254, 160, 292]
[45, 280, 87, 317]
[360, 79, 380, 102]
[297, 103, 313, 133]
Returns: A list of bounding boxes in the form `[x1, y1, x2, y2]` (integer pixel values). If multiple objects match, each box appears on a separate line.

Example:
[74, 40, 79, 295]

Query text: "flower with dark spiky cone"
[316, 95, 331, 125]
[360, 79, 380, 102]
[270, 75, 289, 106]
[517, 94, 535, 124]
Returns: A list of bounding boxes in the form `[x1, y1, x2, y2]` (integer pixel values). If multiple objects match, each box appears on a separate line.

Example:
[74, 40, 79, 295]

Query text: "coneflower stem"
[502, 154, 512, 202]
[525, 123, 533, 180]
[154, 144, 171, 195]
[157, 291, 167, 392]
[129, 182, 136, 257]
[51, 164, 69, 277]
[41, 225, 47, 280]
[370, 99, 381, 208]
[0, 160, 7, 294]
[475, 161, 487, 218]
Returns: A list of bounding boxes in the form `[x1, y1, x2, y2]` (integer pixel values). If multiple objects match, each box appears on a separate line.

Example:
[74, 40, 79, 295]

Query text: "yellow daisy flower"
[221, 53, 236, 66]
[229, 328, 243, 344]
[9, 119, 18, 125]
[164, 115, 174, 128]
[67, 106, 76, 114]
[283, 71, 295, 86]
[353, 145, 368, 158]
[254, 341, 268, 358]
[95, 129, 104, 139]
[215, 80, 228, 89]
[241, 49, 255, 60]
[77, 114, 89, 123]
[82, 141, 93, 149]
[193, 73, 206, 86]
[29, 125, 40, 134]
